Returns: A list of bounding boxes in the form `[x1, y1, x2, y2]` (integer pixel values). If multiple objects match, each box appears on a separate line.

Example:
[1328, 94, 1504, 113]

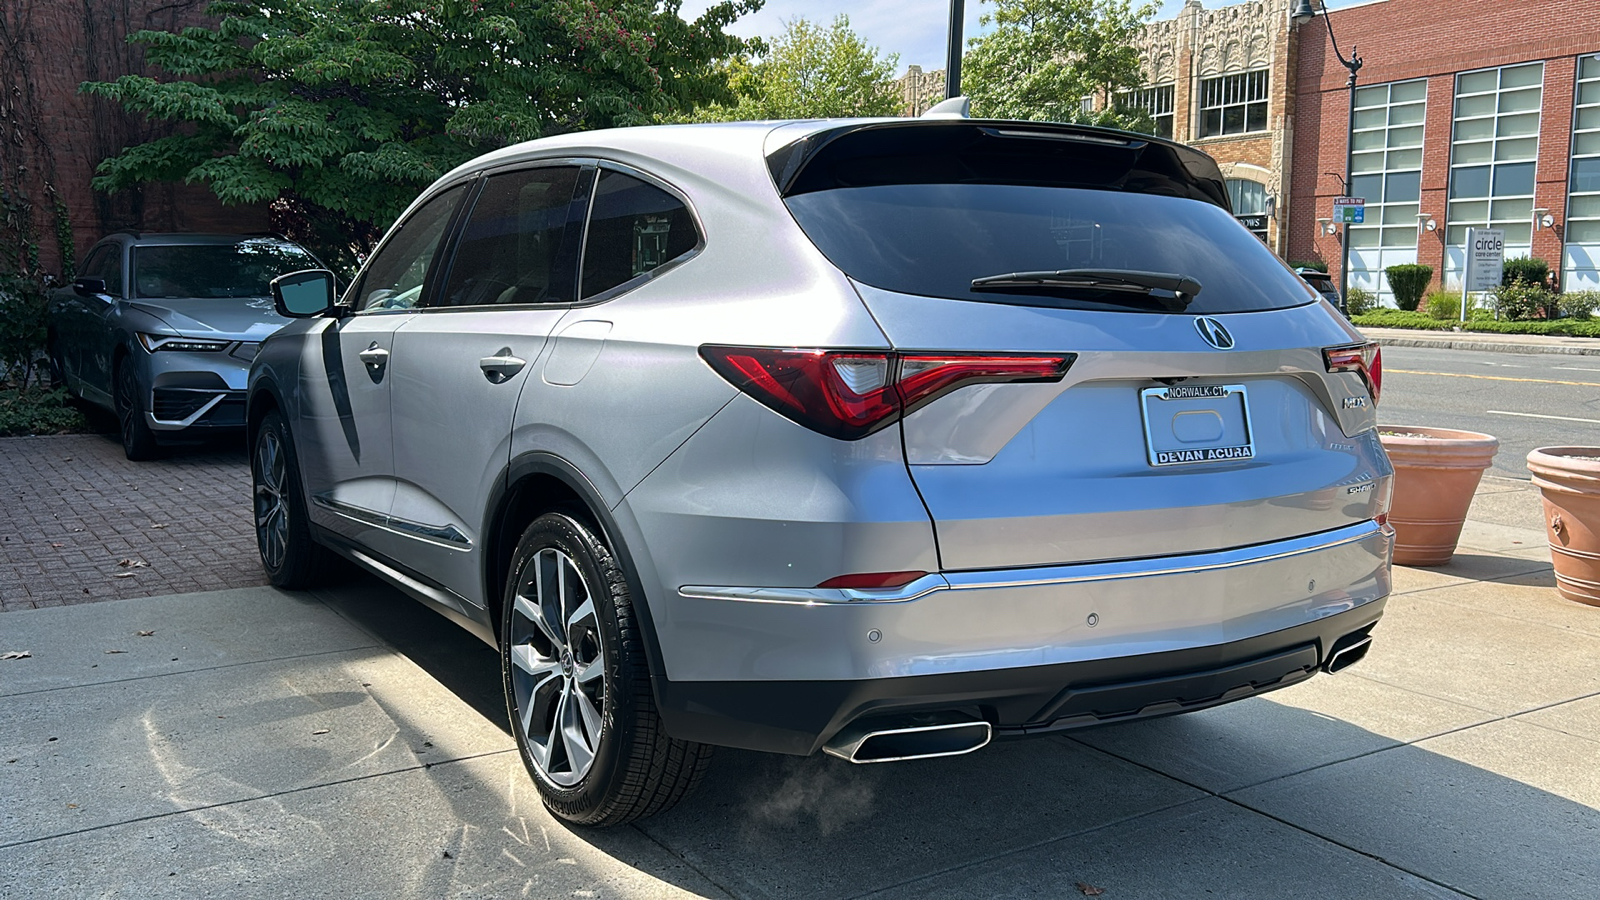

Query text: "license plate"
[1140, 384, 1255, 467]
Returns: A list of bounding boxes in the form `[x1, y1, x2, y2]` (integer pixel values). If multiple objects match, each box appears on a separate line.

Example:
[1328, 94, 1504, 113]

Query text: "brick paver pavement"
[0, 433, 267, 611]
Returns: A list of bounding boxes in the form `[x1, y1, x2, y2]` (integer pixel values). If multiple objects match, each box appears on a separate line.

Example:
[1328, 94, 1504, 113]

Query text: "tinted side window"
[581, 170, 698, 300]
[437, 166, 582, 307]
[355, 184, 465, 312]
[84, 245, 123, 295]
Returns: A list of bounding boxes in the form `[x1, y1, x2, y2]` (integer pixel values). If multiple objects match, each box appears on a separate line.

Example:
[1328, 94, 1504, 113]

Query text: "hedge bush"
[1385, 264, 1432, 311]
[1491, 277, 1553, 321]
[0, 387, 90, 437]
[1501, 256, 1549, 288]
[1352, 307, 1600, 336]
[1289, 260, 1328, 273]
[1559, 290, 1599, 320]
[1424, 289, 1467, 320]
[1344, 287, 1376, 316]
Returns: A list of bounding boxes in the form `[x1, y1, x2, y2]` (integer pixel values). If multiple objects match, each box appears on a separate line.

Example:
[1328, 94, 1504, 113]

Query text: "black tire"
[252, 411, 334, 589]
[113, 359, 162, 461]
[46, 333, 64, 389]
[501, 512, 711, 826]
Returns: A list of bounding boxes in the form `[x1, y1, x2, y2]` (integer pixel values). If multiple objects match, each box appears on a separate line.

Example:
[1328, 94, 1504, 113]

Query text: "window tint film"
[86, 246, 122, 295]
[133, 240, 315, 299]
[355, 184, 465, 311]
[786, 184, 1312, 314]
[437, 166, 583, 307]
[581, 170, 698, 300]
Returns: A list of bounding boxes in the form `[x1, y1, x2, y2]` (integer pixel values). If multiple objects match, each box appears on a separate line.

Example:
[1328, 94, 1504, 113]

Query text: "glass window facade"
[1346, 79, 1427, 303]
[1565, 55, 1600, 290]
[1227, 178, 1269, 242]
[1446, 62, 1543, 284]
[1122, 85, 1175, 139]
[1199, 70, 1269, 137]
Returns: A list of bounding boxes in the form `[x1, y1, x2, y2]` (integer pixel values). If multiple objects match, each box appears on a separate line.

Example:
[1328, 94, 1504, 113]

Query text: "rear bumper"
[657, 597, 1385, 756]
[654, 520, 1392, 754]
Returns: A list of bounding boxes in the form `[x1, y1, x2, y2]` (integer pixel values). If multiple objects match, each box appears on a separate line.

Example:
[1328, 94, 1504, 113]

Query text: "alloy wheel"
[253, 429, 289, 571]
[509, 547, 607, 787]
[115, 365, 138, 447]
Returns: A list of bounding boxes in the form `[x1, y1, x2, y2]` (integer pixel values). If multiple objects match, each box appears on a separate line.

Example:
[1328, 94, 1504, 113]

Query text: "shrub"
[1289, 260, 1328, 273]
[0, 273, 54, 390]
[1385, 264, 1433, 311]
[1558, 290, 1600, 320]
[1491, 277, 1553, 321]
[1501, 256, 1549, 288]
[0, 387, 89, 437]
[1344, 287, 1376, 316]
[1424, 289, 1469, 320]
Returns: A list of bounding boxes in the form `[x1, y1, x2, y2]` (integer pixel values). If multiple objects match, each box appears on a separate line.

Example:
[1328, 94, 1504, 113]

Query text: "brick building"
[1290, 0, 1600, 300]
[0, 0, 265, 279]
[898, 65, 948, 117]
[1130, 0, 1298, 254]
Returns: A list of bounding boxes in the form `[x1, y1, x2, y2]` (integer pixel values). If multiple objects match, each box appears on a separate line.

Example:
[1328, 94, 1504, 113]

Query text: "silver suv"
[249, 118, 1394, 826]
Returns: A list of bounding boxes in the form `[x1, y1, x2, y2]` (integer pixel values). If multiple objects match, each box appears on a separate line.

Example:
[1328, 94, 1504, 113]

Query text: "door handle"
[358, 343, 389, 367]
[479, 349, 527, 384]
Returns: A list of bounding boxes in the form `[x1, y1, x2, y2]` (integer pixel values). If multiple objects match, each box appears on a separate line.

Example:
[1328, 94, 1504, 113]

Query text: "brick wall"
[1289, 0, 1600, 289]
[0, 0, 267, 278]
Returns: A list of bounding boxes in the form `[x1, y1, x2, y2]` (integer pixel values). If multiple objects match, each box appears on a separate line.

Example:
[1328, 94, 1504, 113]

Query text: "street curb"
[1360, 331, 1600, 357]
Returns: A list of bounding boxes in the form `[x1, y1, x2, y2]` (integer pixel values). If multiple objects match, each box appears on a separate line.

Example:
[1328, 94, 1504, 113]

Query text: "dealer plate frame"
[1139, 383, 1256, 467]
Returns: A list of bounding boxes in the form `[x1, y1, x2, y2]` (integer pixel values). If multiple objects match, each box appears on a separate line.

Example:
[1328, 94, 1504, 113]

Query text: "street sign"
[1464, 227, 1505, 292]
[1235, 214, 1269, 231]
[1332, 197, 1366, 224]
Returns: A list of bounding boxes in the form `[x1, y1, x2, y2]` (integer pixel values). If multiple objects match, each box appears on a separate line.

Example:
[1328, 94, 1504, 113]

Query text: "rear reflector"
[816, 571, 928, 589]
[700, 346, 1074, 440]
[1323, 342, 1382, 405]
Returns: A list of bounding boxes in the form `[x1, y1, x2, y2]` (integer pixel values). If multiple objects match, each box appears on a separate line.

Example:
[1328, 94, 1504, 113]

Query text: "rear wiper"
[970, 269, 1201, 311]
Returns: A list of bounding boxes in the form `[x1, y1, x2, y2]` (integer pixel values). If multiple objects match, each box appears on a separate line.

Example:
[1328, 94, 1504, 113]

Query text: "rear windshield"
[777, 124, 1315, 315]
[133, 239, 316, 299]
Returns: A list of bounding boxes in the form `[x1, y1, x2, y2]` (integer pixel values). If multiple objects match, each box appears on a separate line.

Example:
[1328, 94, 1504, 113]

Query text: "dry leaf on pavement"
[2, 651, 32, 660]
[116, 559, 150, 568]
[104, 649, 127, 654]
[112, 572, 134, 579]
[1076, 884, 1105, 897]
[136, 631, 155, 637]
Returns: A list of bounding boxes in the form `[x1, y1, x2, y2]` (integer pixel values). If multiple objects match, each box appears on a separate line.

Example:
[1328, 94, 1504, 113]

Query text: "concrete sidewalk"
[1358, 325, 1600, 356]
[2, 480, 1596, 899]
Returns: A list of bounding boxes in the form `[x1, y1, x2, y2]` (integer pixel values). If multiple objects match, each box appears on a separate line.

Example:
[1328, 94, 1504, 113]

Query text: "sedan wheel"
[113, 361, 161, 460]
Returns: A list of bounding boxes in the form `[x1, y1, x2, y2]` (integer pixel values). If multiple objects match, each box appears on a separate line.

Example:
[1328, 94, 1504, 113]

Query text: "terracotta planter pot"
[1379, 427, 1499, 566]
[1526, 447, 1600, 607]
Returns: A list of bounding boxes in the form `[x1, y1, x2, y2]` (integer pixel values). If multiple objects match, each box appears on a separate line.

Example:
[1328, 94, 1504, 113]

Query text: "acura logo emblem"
[1194, 317, 1234, 350]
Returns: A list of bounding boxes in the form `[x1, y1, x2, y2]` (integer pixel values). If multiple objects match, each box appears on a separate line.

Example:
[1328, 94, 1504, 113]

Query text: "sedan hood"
[130, 297, 288, 341]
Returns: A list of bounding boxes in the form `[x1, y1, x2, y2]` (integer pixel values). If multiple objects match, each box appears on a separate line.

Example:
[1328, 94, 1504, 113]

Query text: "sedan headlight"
[137, 333, 232, 353]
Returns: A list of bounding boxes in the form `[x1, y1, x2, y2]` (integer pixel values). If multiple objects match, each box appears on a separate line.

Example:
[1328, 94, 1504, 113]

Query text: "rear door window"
[434, 166, 586, 307]
[580, 170, 699, 301]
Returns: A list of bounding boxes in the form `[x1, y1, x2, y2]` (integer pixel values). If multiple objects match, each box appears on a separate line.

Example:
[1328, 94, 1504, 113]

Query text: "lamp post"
[946, 0, 965, 99]
[1293, 0, 1363, 307]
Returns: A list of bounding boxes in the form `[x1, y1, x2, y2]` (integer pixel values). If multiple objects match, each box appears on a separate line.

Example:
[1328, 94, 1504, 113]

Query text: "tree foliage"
[684, 16, 901, 122]
[83, 0, 760, 273]
[963, 0, 1157, 132]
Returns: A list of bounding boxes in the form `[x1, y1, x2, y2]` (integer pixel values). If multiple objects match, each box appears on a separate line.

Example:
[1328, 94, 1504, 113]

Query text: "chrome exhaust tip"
[822, 713, 992, 764]
[1323, 634, 1373, 674]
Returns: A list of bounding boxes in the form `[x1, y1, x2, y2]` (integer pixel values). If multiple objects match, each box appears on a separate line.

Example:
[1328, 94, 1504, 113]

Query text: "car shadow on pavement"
[311, 573, 1600, 900]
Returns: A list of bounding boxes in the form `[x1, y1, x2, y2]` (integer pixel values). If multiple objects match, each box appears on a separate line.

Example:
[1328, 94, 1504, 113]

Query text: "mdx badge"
[1194, 316, 1234, 350]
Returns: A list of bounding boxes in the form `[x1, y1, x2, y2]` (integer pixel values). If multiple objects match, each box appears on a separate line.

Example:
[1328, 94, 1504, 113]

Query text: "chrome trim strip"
[312, 493, 472, 549]
[679, 521, 1386, 605]
[146, 393, 225, 430]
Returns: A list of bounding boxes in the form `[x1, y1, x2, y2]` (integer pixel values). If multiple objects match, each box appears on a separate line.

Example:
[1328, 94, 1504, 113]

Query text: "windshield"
[133, 239, 316, 299]
[785, 183, 1317, 315]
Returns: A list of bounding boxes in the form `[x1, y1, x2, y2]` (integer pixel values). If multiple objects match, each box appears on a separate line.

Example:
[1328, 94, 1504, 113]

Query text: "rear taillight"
[1323, 342, 1382, 405]
[700, 346, 1075, 440]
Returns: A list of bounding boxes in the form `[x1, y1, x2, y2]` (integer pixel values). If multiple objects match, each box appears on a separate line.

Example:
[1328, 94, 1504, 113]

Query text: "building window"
[1122, 85, 1175, 138]
[1079, 95, 1095, 116]
[1344, 79, 1427, 302]
[1226, 178, 1269, 242]
[1565, 54, 1600, 290]
[1446, 62, 1542, 282]
[1199, 70, 1268, 137]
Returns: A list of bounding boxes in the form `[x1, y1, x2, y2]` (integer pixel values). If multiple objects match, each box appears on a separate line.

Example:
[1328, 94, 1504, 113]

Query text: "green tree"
[83, 0, 760, 273]
[963, 0, 1157, 131]
[686, 16, 901, 121]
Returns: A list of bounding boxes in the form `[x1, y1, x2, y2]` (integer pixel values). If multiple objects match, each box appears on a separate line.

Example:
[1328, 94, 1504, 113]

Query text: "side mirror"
[73, 277, 108, 297]
[272, 269, 336, 318]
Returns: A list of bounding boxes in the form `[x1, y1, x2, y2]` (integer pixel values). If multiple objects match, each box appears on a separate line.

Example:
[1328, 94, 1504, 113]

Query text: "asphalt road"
[1377, 345, 1600, 480]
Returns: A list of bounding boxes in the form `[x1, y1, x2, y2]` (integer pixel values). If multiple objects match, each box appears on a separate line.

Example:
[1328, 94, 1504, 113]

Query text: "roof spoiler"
[920, 96, 970, 119]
